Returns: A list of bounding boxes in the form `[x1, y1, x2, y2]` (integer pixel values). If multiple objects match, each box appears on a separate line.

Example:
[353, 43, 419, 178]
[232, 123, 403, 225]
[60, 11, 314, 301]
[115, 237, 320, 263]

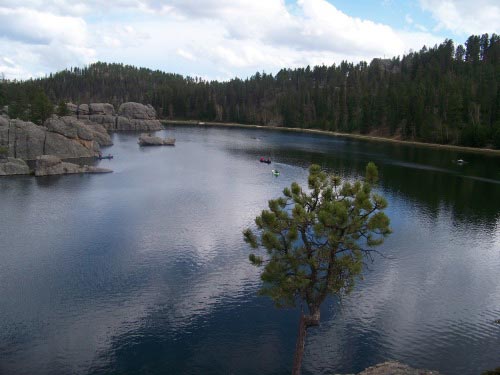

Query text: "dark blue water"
[1, 126, 499, 375]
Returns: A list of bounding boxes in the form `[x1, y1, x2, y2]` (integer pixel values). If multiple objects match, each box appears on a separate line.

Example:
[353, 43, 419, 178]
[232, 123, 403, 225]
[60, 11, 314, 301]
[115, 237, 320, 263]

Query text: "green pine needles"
[244, 162, 391, 374]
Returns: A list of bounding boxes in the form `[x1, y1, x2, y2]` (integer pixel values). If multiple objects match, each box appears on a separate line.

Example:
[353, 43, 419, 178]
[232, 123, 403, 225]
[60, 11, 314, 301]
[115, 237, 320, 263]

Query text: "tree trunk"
[292, 310, 320, 375]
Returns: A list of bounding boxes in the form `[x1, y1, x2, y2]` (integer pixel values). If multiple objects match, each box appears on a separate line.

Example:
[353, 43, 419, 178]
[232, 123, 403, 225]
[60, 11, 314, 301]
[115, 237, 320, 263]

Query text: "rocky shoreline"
[339, 361, 442, 375]
[0, 101, 164, 176]
[165, 119, 500, 156]
[34, 155, 112, 176]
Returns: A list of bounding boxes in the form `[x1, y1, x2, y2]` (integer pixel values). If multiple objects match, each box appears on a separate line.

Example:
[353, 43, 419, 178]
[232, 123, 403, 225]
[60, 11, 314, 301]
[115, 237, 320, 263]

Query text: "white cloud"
[0, 7, 89, 45]
[176, 48, 196, 61]
[95, 25, 150, 49]
[419, 0, 500, 35]
[0, 6, 95, 79]
[0, 0, 456, 80]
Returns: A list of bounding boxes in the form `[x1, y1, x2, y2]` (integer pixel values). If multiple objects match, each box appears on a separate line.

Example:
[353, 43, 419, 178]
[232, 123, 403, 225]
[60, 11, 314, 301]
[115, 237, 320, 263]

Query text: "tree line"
[1, 33, 499, 148]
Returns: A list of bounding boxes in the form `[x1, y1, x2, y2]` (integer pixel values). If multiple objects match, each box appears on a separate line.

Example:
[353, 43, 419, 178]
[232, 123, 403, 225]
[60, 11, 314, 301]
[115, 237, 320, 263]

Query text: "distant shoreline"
[162, 120, 500, 156]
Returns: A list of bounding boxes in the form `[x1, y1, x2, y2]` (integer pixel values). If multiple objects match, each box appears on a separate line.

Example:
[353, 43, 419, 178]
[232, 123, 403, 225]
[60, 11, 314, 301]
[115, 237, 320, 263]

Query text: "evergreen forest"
[1, 33, 499, 148]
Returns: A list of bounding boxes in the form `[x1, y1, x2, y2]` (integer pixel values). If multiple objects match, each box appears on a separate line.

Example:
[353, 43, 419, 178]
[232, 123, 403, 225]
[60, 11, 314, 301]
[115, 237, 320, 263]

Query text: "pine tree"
[56, 100, 69, 117]
[30, 90, 53, 125]
[244, 163, 391, 375]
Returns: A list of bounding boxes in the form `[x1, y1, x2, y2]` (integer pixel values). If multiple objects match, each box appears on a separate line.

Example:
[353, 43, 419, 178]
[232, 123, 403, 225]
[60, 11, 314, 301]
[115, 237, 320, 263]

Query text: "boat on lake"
[260, 157, 271, 164]
[98, 154, 113, 160]
[272, 169, 280, 176]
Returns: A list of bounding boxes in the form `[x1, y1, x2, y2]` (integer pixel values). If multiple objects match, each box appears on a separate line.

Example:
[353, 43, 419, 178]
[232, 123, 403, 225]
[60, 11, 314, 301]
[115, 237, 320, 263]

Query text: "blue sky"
[0, 0, 498, 80]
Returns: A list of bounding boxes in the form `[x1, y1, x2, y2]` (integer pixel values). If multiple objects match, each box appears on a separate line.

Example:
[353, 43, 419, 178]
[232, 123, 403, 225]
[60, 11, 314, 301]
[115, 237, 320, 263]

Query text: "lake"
[0, 125, 499, 374]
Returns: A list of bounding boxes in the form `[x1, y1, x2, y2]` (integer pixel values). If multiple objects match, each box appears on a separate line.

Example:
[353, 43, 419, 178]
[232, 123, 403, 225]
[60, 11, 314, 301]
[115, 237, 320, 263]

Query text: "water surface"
[1, 126, 499, 374]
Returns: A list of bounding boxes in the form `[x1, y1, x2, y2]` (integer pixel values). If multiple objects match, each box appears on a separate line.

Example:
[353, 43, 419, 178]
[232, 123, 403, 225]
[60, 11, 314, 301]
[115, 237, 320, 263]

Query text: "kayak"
[260, 158, 271, 164]
[98, 154, 113, 160]
[272, 169, 280, 176]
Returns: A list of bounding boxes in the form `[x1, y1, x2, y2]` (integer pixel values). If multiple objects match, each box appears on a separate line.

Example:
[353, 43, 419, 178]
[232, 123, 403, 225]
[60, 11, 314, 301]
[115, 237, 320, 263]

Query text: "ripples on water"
[0, 126, 499, 375]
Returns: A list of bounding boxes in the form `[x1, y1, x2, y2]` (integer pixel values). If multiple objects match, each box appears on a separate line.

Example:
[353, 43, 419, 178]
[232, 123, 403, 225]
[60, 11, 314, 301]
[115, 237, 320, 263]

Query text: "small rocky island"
[138, 133, 175, 146]
[0, 101, 164, 176]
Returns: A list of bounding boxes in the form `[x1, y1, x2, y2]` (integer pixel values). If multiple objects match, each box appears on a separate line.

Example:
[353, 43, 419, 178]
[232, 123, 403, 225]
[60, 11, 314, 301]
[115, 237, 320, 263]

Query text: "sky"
[0, 0, 498, 81]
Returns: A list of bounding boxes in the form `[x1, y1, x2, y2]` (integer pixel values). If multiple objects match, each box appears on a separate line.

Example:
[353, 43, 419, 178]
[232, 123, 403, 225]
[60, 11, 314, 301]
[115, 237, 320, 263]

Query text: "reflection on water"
[0, 126, 499, 375]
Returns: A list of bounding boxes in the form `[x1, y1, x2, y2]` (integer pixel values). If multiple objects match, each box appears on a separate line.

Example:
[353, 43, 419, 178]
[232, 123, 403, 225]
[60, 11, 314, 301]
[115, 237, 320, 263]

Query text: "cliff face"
[0, 115, 102, 161]
[45, 116, 112, 147]
[68, 102, 163, 132]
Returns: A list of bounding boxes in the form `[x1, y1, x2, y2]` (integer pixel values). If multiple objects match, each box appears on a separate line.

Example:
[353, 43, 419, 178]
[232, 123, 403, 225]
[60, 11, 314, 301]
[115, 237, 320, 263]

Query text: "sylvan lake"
[1, 125, 499, 374]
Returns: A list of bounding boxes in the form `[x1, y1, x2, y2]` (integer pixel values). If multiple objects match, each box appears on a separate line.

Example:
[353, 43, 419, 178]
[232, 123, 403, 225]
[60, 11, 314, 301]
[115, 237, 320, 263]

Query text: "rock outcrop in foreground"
[138, 133, 175, 146]
[35, 155, 112, 177]
[69, 102, 163, 132]
[0, 115, 106, 161]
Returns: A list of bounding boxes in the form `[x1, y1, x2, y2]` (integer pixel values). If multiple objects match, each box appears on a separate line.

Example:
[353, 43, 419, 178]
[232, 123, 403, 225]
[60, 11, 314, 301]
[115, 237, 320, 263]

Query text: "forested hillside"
[1, 33, 499, 148]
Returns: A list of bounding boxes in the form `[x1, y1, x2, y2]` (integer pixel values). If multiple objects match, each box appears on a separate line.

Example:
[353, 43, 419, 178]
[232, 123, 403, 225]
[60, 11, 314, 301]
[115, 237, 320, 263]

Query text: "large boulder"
[45, 117, 78, 138]
[88, 114, 117, 130]
[0, 157, 30, 176]
[118, 102, 157, 120]
[89, 103, 115, 116]
[35, 155, 112, 176]
[44, 131, 98, 159]
[77, 104, 90, 120]
[82, 122, 113, 146]
[44, 116, 112, 147]
[66, 102, 78, 115]
[5, 119, 46, 160]
[116, 116, 162, 131]
[78, 104, 89, 116]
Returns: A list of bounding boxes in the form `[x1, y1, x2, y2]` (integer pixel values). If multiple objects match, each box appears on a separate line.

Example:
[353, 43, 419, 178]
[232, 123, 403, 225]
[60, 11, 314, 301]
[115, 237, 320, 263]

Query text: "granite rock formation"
[69, 102, 163, 132]
[118, 102, 156, 119]
[35, 155, 112, 176]
[138, 133, 175, 146]
[46, 116, 112, 147]
[0, 115, 103, 161]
